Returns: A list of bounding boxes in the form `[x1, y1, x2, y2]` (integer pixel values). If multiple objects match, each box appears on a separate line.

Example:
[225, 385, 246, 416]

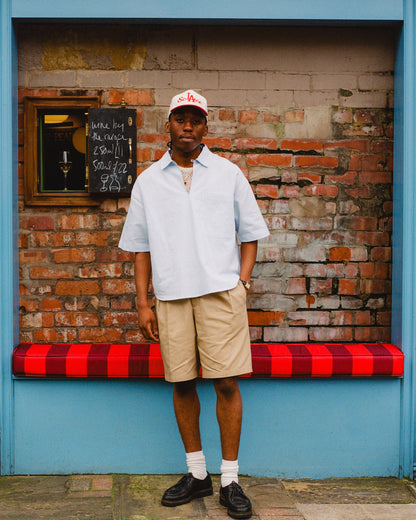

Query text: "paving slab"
[297, 503, 416, 520]
[282, 477, 416, 504]
[0, 475, 114, 520]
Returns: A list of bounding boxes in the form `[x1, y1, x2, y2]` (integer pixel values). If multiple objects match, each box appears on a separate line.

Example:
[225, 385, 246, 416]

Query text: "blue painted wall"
[1, 0, 415, 478]
[10, 0, 403, 22]
[14, 379, 401, 477]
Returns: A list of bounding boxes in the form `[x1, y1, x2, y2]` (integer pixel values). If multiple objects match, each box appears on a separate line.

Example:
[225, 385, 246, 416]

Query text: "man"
[119, 90, 269, 519]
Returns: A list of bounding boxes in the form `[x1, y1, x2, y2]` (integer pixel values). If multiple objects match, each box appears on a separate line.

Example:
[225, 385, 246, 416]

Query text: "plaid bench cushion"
[12, 342, 404, 378]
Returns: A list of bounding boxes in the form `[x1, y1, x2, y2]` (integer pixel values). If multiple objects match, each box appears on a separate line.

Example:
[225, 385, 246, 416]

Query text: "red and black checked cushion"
[12, 343, 404, 378]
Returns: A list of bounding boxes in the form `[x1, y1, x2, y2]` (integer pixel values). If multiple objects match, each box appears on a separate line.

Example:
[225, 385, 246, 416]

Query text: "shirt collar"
[160, 144, 212, 170]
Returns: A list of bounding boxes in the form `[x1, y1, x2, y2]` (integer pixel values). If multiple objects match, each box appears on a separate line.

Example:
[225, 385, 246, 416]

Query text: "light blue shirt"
[118, 145, 269, 301]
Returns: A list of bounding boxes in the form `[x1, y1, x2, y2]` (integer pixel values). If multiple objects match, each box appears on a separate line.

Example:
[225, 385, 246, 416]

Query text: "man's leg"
[173, 379, 202, 453]
[214, 376, 252, 519]
[161, 379, 213, 507]
[213, 376, 242, 460]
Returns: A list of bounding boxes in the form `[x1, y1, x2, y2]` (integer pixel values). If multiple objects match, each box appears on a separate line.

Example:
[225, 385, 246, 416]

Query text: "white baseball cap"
[168, 89, 208, 117]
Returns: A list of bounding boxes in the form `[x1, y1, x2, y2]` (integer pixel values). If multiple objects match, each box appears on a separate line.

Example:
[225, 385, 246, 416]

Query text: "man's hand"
[137, 304, 159, 341]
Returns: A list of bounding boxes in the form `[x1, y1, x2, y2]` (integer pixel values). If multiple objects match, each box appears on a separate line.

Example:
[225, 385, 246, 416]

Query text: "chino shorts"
[155, 281, 252, 383]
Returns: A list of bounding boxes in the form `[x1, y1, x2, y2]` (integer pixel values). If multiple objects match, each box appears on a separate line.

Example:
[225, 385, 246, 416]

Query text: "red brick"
[135, 148, 150, 163]
[18, 88, 58, 104]
[357, 231, 390, 246]
[79, 264, 123, 278]
[108, 89, 152, 106]
[40, 298, 63, 311]
[360, 279, 391, 294]
[281, 139, 323, 152]
[96, 249, 134, 262]
[359, 171, 392, 184]
[325, 140, 369, 153]
[353, 109, 374, 124]
[329, 247, 351, 262]
[325, 171, 356, 185]
[304, 185, 338, 197]
[111, 297, 134, 310]
[343, 125, 383, 137]
[102, 279, 135, 295]
[78, 328, 124, 342]
[25, 216, 54, 230]
[75, 232, 110, 246]
[203, 137, 232, 149]
[55, 280, 100, 295]
[153, 150, 165, 160]
[30, 266, 72, 279]
[30, 232, 76, 247]
[345, 187, 371, 199]
[360, 263, 375, 278]
[103, 311, 138, 326]
[371, 140, 393, 153]
[336, 216, 378, 231]
[246, 154, 292, 167]
[247, 311, 284, 326]
[331, 311, 354, 326]
[298, 172, 322, 184]
[345, 263, 359, 277]
[371, 247, 391, 261]
[219, 109, 236, 121]
[294, 156, 338, 168]
[339, 279, 358, 295]
[309, 327, 353, 341]
[333, 108, 352, 123]
[375, 262, 389, 279]
[354, 327, 390, 342]
[280, 185, 300, 198]
[52, 248, 96, 263]
[361, 154, 387, 171]
[234, 138, 278, 150]
[263, 112, 281, 123]
[19, 298, 39, 312]
[139, 133, 170, 145]
[33, 328, 77, 342]
[58, 214, 99, 230]
[286, 278, 306, 294]
[19, 251, 48, 263]
[55, 312, 100, 327]
[354, 311, 372, 326]
[285, 109, 304, 123]
[256, 184, 279, 199]
[310, 279, 332, 294]
[376, 311, 391, 326]
[239, 110, 257, 122]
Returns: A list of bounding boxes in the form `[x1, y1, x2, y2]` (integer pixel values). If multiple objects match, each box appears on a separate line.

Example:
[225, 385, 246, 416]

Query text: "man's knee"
[213, 377, 240, 399]
[174, 379, 198, 398]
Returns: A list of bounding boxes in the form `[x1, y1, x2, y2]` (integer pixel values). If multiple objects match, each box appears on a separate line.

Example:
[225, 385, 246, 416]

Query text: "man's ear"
[165, 121, 170, 133]
[203, 124, 208, 136]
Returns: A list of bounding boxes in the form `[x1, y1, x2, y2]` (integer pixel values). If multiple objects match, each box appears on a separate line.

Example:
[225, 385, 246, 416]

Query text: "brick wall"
[18, 24, 396, 343]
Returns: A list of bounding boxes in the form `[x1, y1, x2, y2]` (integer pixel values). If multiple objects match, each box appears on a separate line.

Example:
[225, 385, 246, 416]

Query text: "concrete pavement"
[0, 474, 416, 520]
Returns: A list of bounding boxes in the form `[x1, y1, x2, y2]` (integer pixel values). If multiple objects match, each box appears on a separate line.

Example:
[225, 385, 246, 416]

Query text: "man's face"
[165, 107, 208, 155]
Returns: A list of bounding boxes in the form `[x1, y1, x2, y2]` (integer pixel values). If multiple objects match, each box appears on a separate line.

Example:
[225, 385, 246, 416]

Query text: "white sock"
[221, 458, 239, 487]
[186, 450, 208, 480]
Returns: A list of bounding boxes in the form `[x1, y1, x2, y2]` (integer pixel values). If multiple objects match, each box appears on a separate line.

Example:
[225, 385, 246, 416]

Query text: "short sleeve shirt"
[118, 145, 269, 300]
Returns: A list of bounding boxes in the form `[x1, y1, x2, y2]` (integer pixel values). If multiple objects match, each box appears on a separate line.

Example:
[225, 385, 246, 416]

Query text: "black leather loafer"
[219, 481, 252, 519]
[161, 473, 213, 507]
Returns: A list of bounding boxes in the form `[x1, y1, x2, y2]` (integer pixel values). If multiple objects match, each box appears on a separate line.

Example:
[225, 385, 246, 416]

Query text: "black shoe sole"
[219, 496, 252, 519]
[161, 487, 213, 507]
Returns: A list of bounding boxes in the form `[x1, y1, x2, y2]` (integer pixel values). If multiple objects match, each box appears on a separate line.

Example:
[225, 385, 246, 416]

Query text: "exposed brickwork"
[18, 24, 393, 343]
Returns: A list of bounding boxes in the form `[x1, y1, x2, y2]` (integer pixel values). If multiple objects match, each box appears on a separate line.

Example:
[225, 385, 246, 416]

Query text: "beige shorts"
[155, 281, 252, 382]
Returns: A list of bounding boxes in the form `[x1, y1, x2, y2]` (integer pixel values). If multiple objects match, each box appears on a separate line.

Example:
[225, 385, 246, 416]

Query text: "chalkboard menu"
[88, 108, 136, 195]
